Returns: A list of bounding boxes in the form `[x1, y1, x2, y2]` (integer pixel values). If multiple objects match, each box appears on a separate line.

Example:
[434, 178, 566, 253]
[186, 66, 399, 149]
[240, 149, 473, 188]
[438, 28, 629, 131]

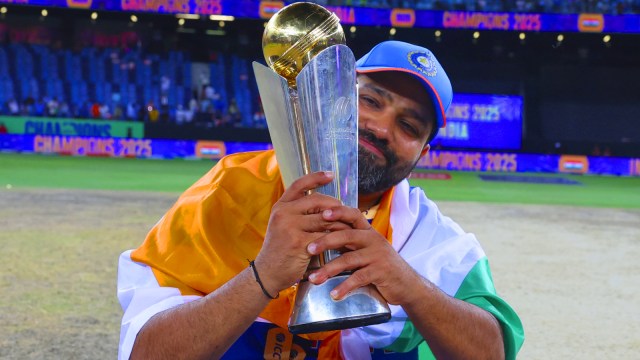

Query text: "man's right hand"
[254, 171, 349, 297]
[129, 171, 352, 360]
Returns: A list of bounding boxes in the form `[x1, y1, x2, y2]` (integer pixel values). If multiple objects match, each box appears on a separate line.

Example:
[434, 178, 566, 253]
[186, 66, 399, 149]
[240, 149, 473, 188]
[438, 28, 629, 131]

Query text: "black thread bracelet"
[248, 259, 279, 300]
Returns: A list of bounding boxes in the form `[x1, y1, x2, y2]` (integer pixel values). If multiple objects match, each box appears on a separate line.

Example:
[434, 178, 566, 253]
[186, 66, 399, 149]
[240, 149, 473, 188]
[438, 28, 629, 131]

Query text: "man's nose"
[362, 111, 392, 140]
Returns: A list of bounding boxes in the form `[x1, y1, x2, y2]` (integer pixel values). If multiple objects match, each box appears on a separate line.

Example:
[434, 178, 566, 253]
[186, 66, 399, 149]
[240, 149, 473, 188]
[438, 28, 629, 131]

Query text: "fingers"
[287, 192, 343, 216]
[329, 268, 373, 300]
[305, 229, 394, 300]
[307, 246, 368, 283]
[297, 213, 354, 233]
[279, 171, 334, 203]
[270, 192, 346, 233]
[306, 228, 372, 256]
[321, 206, 371, 230]
[306, 252, 379, 301]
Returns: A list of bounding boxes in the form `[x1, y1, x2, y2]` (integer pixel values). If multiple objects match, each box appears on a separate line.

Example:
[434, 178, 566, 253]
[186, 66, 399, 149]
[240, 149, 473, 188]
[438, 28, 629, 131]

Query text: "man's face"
[357, 72, 436, 195]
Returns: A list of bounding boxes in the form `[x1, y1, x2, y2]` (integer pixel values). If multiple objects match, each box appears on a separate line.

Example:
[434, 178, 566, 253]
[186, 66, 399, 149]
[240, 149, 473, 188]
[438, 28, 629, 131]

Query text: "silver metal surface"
[296, 44, 358, 265]
[289, 275, 391, 334]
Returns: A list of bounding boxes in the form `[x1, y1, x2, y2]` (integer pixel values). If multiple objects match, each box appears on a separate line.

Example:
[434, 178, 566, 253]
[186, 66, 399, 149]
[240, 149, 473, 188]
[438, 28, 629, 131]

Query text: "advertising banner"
[432, 93, 523, 150]
[2, 0, 640, 34]
[0, 134, 636, 177]
[417, 150, 518, 172]
[631, 159, 640, 177]
[559, 155, 589, 174]
[196, 140, 226, 159]
[417, 150, 635, 176]
[1, 116, 144, 139]
[32, 135, 152, 157]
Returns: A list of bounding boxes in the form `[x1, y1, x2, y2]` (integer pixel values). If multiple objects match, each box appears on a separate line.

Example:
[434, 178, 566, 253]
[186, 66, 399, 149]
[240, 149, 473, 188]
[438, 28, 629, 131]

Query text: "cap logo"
[407, 51, 437, 77]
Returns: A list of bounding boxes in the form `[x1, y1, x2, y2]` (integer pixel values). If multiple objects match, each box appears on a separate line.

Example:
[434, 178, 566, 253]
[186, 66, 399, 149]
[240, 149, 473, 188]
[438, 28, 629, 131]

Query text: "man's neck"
[358, 191, 385, 212]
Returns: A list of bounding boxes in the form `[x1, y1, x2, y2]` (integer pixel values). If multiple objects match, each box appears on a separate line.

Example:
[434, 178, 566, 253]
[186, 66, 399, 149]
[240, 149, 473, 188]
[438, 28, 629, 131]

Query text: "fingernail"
[307, 243, 317, 254]
[324, 171, 334, 178]
[322, 209, 332, 218]
[330, 290, 339, 299]
[308, 272, 318, 282]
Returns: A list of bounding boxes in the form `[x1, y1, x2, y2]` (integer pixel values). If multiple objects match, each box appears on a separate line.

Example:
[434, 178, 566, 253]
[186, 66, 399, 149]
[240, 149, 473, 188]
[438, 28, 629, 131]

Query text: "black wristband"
[248, 260, 279, 300]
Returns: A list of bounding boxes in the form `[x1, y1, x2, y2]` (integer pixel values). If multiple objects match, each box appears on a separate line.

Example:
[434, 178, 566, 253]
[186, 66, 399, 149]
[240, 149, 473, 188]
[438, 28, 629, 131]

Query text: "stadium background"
[0, 1, 639, 359]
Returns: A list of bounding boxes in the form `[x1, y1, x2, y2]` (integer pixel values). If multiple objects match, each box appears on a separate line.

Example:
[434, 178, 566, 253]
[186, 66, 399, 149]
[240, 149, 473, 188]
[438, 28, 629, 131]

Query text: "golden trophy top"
[262, 2, 346, 87]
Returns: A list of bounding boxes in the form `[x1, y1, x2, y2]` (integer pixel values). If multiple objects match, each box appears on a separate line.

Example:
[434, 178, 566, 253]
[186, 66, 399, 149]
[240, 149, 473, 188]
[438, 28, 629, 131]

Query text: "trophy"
[252, 2, 391, 334]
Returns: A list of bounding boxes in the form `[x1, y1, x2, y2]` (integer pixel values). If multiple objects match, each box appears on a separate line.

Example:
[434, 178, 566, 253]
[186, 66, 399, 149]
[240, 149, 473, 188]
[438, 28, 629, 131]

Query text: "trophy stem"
[289, 90, 312, 177]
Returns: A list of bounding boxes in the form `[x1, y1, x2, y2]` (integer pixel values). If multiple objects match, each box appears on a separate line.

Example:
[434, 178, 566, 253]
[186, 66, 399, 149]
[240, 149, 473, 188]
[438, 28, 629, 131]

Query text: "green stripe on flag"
[454, 257, 525, 360]
[418, 342, 436, 360]
[384, 319, 424, 353]
[386, 258, 524, 359]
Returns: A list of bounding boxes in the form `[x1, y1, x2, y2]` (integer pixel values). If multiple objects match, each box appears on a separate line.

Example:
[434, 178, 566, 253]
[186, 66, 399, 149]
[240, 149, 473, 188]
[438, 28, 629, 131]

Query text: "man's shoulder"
[198, 149, 280, 185]
[182, 149, 283, 203]
[217, 150, 276, 169]
[406, 183, 468, 237]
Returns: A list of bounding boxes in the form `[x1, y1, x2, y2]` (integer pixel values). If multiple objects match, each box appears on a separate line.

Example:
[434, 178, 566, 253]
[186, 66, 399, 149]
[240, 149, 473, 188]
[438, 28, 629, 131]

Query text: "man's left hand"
[305, 206, 423, 306]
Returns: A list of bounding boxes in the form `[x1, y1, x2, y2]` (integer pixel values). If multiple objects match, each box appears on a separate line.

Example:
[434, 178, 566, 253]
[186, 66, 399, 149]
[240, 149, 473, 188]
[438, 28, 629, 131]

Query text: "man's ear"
[420, 144, 430, 158]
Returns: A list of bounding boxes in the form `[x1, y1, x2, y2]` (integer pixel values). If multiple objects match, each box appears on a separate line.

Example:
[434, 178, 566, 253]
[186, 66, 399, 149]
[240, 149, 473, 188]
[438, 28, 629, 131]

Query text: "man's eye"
[359, 96, 378, 107]
[400, 121, 418, 136]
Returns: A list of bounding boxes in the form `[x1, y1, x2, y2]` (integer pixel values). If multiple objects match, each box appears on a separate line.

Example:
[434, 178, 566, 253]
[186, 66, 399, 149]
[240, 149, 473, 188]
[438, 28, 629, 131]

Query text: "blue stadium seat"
[1, 40, 266, 127]
[0, 48, 9, 78]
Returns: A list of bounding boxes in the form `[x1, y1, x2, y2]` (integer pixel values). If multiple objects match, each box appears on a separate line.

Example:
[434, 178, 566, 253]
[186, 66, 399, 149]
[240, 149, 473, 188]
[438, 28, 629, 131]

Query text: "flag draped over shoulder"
[132, 150, 283, 300]
[130, 149, 395, 358]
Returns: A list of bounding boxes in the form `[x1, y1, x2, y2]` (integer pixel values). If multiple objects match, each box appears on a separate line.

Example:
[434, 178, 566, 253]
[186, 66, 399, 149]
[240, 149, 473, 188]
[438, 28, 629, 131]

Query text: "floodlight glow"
[473, 31, 480, 39]
[176, 14, 200, 20]
[209, 15, 234, 21]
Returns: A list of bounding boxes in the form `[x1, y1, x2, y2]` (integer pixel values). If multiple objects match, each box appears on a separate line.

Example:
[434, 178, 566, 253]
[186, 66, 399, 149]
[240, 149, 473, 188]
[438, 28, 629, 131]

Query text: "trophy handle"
[252, 62, 305, 188]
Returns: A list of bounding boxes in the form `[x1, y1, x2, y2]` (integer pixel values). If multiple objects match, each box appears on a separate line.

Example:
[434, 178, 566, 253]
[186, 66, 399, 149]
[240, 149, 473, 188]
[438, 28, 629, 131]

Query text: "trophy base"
[288, 275, 391, 335]
[288, 312, 391, 335]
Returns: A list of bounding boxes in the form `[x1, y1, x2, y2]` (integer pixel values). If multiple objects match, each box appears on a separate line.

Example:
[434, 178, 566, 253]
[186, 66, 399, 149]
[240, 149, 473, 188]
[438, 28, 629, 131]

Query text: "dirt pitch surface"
[1, 188, 639, 359]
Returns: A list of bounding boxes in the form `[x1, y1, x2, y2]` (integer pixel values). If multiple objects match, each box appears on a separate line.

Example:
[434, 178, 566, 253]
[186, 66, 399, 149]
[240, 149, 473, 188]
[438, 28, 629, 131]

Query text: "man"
[117, 41, 524, 359]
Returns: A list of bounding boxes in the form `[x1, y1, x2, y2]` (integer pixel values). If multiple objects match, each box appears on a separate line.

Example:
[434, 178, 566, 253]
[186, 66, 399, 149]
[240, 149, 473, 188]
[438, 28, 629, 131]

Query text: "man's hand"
[304, 205, 506, 360]
[304, 206, 423, 306]
[254, 171, 353, 297]
[129, 171, 356, 360]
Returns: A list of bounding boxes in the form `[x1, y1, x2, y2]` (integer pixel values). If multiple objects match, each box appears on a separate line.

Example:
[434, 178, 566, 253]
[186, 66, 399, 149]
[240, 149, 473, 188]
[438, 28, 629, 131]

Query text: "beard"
[358, 129, 419, 195]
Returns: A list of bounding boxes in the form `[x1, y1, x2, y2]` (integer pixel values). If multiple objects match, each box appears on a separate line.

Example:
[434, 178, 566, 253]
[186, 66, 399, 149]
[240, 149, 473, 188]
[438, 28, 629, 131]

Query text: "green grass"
[410, 170, 640, 209]
[1, 152, 639, 208]
[0, 152, 215, 193]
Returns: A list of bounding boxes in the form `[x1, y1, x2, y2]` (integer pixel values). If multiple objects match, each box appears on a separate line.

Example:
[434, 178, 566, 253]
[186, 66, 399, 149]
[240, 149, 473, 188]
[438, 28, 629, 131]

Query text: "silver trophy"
[252, 2, 390, 334]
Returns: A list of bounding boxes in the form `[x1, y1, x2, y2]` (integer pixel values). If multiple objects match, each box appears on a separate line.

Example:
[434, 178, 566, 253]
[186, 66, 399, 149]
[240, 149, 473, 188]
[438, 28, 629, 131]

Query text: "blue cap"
[356, 41, 452, 132]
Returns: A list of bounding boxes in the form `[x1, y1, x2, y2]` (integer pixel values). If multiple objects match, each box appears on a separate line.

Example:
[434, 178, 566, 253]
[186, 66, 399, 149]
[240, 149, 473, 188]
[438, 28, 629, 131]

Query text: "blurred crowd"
[0, 91, 267, 129]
